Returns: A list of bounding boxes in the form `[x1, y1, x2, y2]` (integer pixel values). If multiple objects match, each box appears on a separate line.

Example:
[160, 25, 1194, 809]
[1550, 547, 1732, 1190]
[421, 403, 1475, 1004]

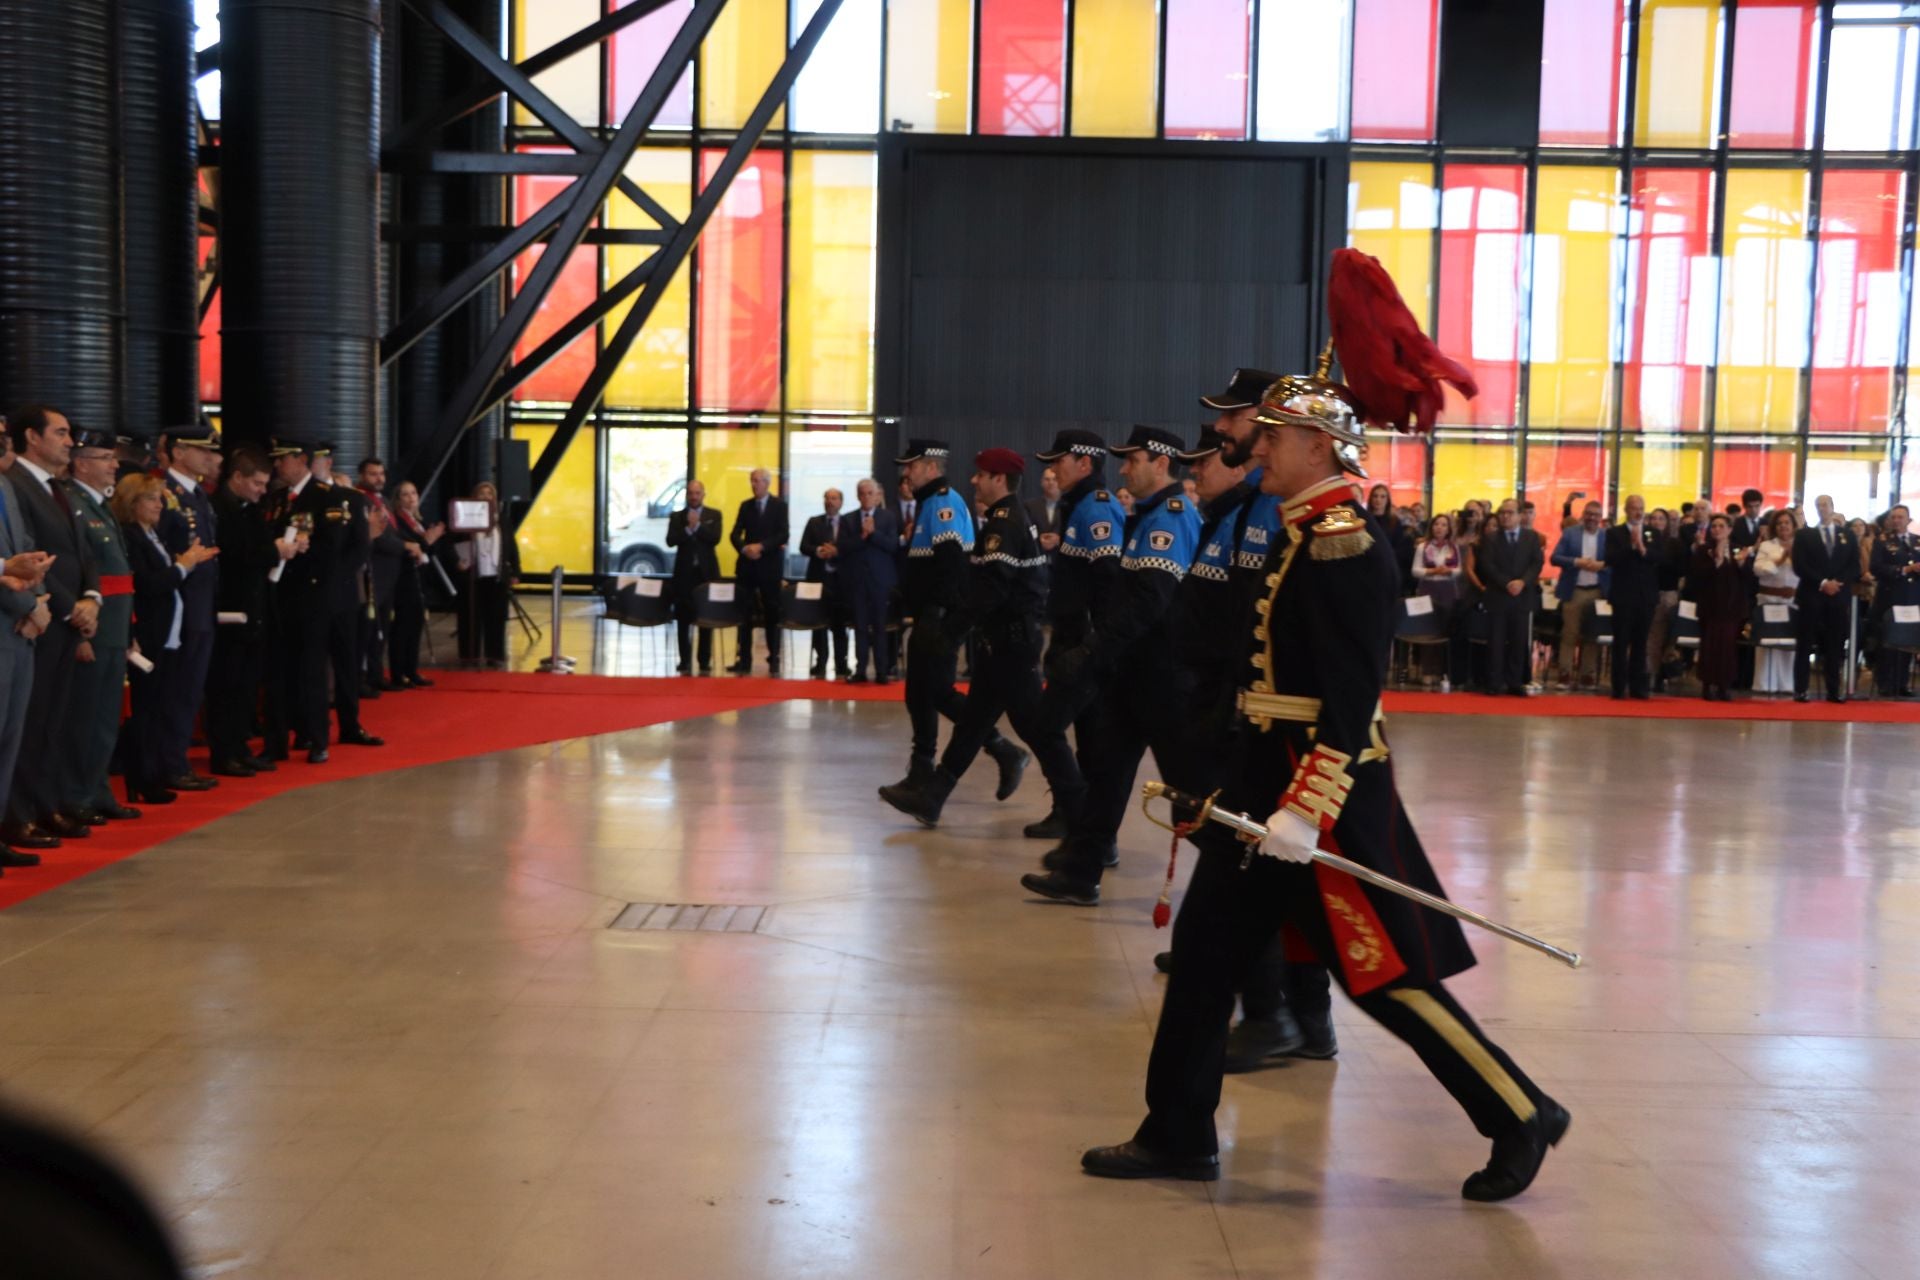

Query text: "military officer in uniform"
[887, 439, 1027, 801]
[310, 444, 383, 750]
[263, 441, 346, 763]
[61, 429, 143, 823]
[1020, 426, 1200, 905]
[1025, 430, 1127, 839]
[878, 447, 1084, 827]
[209, 448, 295, 775]
[155, 425, 225, 792]
[1082, 311, 1566, 1201]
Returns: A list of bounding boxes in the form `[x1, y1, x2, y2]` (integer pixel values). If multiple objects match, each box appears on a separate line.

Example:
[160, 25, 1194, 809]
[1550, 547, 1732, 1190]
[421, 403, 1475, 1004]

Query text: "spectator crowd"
[0, 404, 516, 874]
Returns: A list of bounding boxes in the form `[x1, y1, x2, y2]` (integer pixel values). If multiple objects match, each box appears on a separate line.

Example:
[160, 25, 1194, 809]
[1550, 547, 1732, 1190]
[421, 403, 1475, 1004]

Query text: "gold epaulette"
[1309, 506, 1372, 561]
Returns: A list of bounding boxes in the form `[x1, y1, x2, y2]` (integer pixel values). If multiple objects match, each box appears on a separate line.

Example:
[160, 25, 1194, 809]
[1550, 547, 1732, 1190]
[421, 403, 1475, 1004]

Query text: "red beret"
[975, 447, 1026, 477]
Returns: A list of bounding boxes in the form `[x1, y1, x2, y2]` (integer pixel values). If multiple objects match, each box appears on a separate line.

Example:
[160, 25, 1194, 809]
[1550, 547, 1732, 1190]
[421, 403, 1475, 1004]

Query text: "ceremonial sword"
[1139, 781, 1583, 969]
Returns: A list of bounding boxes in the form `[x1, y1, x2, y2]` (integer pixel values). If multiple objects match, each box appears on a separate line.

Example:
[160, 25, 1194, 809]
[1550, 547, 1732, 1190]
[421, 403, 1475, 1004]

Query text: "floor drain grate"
[609, 903, 769, 934]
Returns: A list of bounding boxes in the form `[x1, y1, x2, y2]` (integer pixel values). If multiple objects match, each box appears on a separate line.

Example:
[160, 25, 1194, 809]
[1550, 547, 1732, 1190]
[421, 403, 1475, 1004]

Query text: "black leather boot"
[1462, 1098, 1570, 1202]
[983, 734, 1029, 801]
[878, 766, 957, 828]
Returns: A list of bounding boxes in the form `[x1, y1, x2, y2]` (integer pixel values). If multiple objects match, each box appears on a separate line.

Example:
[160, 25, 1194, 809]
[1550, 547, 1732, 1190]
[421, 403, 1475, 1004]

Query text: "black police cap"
[1200, 368, 1283, 411]
[892, 438, 951, 465]
[1177, 425, 1229, 464]
[1109, 425, 1187, 459]
[1035, 429, 1107, 462]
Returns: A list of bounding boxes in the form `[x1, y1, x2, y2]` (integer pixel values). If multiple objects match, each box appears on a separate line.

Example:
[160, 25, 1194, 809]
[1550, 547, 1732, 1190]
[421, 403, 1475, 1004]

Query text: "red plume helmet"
[1326, 246, 1478, 434]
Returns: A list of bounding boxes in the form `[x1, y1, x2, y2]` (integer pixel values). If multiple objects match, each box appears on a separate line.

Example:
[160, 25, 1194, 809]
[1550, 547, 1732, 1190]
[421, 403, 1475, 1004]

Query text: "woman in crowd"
[387, 480, 443, 687]
[1409, 512, 1466, 687]
[450, 480, 519, 666]
[1646, 508, 1685, 690]
[1692, 514, 1751, 702]
[118, 475, 217, 803]
[1751, 510, 1799, 695]
[1368, 484, 1414, 589]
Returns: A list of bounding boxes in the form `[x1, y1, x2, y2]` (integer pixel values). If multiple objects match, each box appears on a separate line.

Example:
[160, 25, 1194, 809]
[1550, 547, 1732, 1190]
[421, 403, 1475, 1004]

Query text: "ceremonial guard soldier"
[209, 448, 293, 775]
[310, 444, 383, 750]
[61, 429, 142, 823]
[1020, 426, 1200, 905]
[887, 439, 1026, 800]
[1025, 430, 1127, 839]
[263, 441, 348, 763]
[156, 424, 225, 792]
[878, 447, 1084, 827]
[1082, 250, 1566, 1201]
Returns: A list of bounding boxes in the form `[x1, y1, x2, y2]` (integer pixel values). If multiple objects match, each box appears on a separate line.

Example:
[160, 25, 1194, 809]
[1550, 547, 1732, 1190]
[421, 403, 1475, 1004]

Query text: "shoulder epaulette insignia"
[1168, 498, 1185, 513]
[163, 490, 182, 510]
[1095, 491, 1111, 501]
[1310, 506, 1372, 560]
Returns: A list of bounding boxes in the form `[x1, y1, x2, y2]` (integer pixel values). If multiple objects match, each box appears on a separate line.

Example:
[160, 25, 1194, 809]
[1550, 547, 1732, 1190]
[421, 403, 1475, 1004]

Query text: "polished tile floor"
[2, 701, 1918, 1278]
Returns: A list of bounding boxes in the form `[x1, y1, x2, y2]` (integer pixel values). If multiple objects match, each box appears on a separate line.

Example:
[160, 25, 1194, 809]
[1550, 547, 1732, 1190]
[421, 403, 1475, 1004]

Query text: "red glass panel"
[198, 234, 220, 405]
[1539, 0, 1623, 146]
[1351, 0, 1439, 142]
[1727, 0, 1816, 150]
[1624, 168, 1714, 432]
[696, 149, 784, 411]
[1163, 0, 1248, 140]
[513, 165, 601, 403]
[1711, 445, 1796, 511]
[1363, 436, 1429, 509]
[1524, 437, 1610, 534]
[978, 0, 1065, 136]
[1437, 165, 1526, 426]
[1811, 169, 1904, 433]
[609, 0, 694, 127]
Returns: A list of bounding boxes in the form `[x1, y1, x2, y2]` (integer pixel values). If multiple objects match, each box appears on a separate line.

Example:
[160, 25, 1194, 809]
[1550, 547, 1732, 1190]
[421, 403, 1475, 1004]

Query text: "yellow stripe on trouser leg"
[1388, 989, 1537, 1124]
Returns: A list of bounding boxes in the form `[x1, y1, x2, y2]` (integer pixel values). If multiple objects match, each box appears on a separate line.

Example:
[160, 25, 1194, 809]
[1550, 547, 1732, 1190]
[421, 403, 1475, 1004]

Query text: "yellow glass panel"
[1634, 0, 1723, 148]
[1618, 438, 1704, 511]
[1070, 0, 1158, 137]
[605, 149, 693, 410]
[1529, 167, 1620, 431]
[514, 0, 602, 127]
[1349, 161, 1436, 328]
[787, 152, 877, 413]
[885, 0, 973, 132]
[701, 0, 785, 129]
[511, 424, 598, 575]
[1717, 169, 1810, 435]
[694, 426, 784, 576]
[1432, 439, 1515, 516]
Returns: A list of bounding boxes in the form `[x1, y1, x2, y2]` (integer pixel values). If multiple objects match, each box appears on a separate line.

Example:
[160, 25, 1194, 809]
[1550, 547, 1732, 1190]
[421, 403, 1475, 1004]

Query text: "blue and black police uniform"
[1023, 427, 1201, 900]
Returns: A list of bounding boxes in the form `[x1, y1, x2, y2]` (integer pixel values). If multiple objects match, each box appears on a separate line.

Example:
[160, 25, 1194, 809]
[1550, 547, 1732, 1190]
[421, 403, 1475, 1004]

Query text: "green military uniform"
[63, 478, 134, 816]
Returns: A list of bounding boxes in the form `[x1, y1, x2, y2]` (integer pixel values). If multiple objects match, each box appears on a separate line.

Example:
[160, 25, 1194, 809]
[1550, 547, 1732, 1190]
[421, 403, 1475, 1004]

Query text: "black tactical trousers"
[905, 612, 968, 761]
[1055, 679, 1208, 886]
[1135, 836, 1547, 1158]
[940, 627, 1082, 804]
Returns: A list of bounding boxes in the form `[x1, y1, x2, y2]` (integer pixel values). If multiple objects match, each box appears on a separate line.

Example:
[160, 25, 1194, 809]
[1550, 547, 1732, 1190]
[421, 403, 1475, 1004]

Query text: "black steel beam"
[383, 0, 679, 155]
[389, 149, 597, 175]
[383, 224, 670, 246]
[398, 0, 730, 498]
[525, 0, 848, 509]
[477, 258, 655, 417]
[196, 40, 218, 75]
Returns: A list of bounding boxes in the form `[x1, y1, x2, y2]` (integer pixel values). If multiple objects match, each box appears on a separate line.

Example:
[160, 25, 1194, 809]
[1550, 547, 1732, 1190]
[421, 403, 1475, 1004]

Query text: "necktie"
[1824, 525, 1833, 553]
[1509, 530, 1517, 544]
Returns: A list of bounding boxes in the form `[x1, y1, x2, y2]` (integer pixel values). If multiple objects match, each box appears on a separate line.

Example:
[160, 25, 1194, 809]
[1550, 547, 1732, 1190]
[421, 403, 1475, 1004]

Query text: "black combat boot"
[983, 734, 1029, 800]
[878, 767, 958, 828]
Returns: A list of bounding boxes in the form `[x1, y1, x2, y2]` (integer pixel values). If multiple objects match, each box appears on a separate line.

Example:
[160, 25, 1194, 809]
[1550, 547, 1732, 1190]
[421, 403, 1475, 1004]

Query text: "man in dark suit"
[837, 477, 899, 683]
[799, 486, 849, 679]
[666, 479, 722, 674]
[728, 467, 789, 674]
[208, 447, 290, 776]
[1792, 494, 1862, 703]
[1870, 505, 1919, 698]
[1471, 498, 1542, 696]
[309, 444, 382, 748]
[1730, 488, 1767, 550]
[157, 425, 226, 791]
[3, 406, 101, 846]
[1604, 493, 1666, 700]
[1024, 465, 1065, 569]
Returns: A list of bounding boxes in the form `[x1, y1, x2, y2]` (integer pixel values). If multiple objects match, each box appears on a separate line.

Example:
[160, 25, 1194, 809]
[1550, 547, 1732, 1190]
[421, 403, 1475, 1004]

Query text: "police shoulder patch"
[1167, 498, 1185, 513]
[1090, 520, 1113, 540]
[1148, 529, 1174, 551]
[984, 534, 1002, 553]
[937, 505, 954, 521]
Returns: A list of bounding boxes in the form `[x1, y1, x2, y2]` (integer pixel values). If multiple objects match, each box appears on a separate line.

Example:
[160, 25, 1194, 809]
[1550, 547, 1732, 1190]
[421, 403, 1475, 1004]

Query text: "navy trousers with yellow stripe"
[1136, 840, 1547, 1158]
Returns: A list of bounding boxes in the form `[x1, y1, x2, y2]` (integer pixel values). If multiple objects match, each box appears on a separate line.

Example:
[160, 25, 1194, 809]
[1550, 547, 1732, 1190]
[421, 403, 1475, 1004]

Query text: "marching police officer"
[887, 439, 1026, 799]
[879, 447, 1084, 827]
[1081, 307, 1566, 1202]
[1025, 430, 1126, 839]
[1020, 426, 1201, 905]
[62, 429, 142, 823]
[156, 424, 225, 792]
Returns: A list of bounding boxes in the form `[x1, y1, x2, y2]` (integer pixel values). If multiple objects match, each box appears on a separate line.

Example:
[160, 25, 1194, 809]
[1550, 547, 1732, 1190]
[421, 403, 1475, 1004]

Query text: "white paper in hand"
[1594, 599, 1613, 616]
[127, 651, 154, 674]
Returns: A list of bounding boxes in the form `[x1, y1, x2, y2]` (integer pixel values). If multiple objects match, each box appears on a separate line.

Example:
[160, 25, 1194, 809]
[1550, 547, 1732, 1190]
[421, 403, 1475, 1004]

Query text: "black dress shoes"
[1041, 841, 1119, 872]
[1286, 1008, 1340, 1060]
[168, 773, 218, 792]
[211, 759, 257, 778]
[1222, 1012, 1306, 1073]
[1152, 951, 1173, 975]
[1019, 870, 1100, 906]
[0, 845, 39, 868]
[727, 662, 751, 675]
[95, 803, 142, 821]
[307, 747, 330, 764]
[406, 675, 435, 688]
[339, 730, 385, 747]
[46, 814, 91, 839]
[1023, 806, 1070, 840]
[1462, 1099, 1570, 1202]
[1827, 693, 1848, 705]
[244, 754, 278, 773]
[985, 737, 1029, 801]
[809, 663, 827, 679]
[291, 737, 312, 752]
[676, 663, 693, 676]
[129, 787, 177, 806]
[2, 824, 61, 849]
[1081, 1141, 1219, 1182]
[1793, 692, 1811, 703]
[843, 672, 869, 685]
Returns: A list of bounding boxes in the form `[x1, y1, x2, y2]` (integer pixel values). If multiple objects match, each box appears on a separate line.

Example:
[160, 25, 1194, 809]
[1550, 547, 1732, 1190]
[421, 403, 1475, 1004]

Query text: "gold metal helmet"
[1251, 342, 1367, 475]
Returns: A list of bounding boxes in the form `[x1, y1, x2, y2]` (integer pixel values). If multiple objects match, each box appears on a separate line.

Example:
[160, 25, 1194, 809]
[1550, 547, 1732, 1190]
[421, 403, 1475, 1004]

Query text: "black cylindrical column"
[222, 0, 380, 455]
[0, 0, 122, 426]
[121, 0, 201, 434]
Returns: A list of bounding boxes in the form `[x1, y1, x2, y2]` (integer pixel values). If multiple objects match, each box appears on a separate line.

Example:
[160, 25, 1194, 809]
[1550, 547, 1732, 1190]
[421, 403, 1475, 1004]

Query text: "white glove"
[1260, 807, 1321, 864]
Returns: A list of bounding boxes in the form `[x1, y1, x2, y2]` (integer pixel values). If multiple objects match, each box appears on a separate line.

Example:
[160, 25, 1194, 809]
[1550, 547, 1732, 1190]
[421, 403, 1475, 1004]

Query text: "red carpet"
[0, 673, 784, 913]
[5, 667, 1916, 912]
